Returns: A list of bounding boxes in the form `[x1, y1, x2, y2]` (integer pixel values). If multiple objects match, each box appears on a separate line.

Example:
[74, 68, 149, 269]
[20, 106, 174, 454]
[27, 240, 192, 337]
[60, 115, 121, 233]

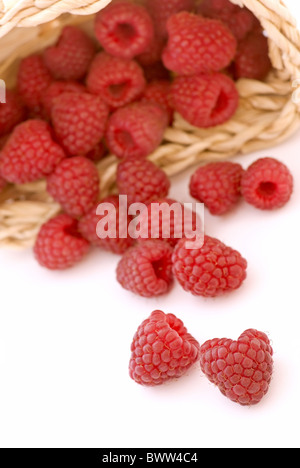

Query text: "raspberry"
[116, 240, 173, 297]
[137, 35, 165, 67]
[171, 73, 239, 128]
[43, 26, 96, 81]
[86, 52, 146, 109]
[78, 195, 134, 254]
[189, 162, 245, 215]
[162, 12, 237, 76]
[51, 92, 109, 156]
[129, 310, 200, 386]
[234, 30, 272, 80]
[136, 198, 201, 247]
[41, 81, 86, 119]
[116, 158, 170, 205]
[105, 102, 168, 159]
[47, 156, 100, 218]
[34, 214, 90, 270]
[17, 55, 52, 112]
[0, 89, 26, 137]
[172, 235, 247, 297]
[94, 0, 154, 60]
[141, 80, 173, 124]
[200, 329, 274, 406]
[0, 120, 65, 184]
[241, 157, 293, 210]
[144, 0, 195, 39]
[197, 0, 258, 40]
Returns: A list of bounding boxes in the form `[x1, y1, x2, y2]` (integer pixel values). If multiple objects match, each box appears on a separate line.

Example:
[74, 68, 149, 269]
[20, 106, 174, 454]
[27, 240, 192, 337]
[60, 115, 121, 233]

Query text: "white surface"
[0, 0, 300, 450]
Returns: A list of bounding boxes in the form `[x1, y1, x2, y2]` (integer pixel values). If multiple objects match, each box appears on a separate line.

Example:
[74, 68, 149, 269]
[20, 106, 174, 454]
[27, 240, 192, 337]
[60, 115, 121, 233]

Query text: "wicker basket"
[0, 0, 300, 249]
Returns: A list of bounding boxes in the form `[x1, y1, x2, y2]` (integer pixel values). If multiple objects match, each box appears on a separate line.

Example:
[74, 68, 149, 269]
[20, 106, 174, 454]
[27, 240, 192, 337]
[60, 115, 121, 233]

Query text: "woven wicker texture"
[0, 0, 300, 248]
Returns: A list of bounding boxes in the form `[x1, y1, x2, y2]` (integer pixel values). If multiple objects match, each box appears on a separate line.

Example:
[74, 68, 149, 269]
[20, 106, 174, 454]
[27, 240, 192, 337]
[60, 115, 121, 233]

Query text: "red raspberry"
[41, 81, 86, 119]
[171, 73, 239, 128]
[43, 26, 96, 81]
[116, 158, 170, 205]
[17, 55, 52, 112]
[0, 120, 65, 184]
[189, 162, 245, 215]
[197, 0, 258, 40]
[172, 235, 247, 297]
[86, 52, 146, 109]
[51, 92, 109, 156]
[141, 80, 173, 124]
[78, 195, 134, 254]
[200, 329, 274, 406]
[34, 214, 90, 270]
[129, 310, 200, 386]
[241, 157, 293, 210]
[94, 0, 154, 60]
[47, 156, 100, 218]
[105, 102, 168, 159]
[0, 89, 26, 137]
[234, 30, 272, 80]
[116, 240, 173, 297]
[162, 12, 237, 76]
[136, 198, 201, 247]
[144, 0, 195, 39]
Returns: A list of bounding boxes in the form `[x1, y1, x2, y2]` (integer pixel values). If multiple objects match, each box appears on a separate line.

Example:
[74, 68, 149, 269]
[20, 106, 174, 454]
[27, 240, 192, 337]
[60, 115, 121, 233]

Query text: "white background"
[0, 0, 299, 449]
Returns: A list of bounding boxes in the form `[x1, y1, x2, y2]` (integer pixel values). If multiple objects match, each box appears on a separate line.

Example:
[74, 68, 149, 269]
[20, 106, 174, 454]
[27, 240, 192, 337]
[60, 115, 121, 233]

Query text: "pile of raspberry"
[0, 1, 294, 407]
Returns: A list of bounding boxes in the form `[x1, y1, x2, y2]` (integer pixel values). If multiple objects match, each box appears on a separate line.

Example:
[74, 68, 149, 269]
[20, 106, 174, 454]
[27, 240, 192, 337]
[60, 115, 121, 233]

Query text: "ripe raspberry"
[189, 162, 245, 215]
[200, 329, 274, 406]
[171, 73, 239, 128]
[0, 120, 65, 184]
[172, 235, 247, 297]
[94, 0, 154, 60]
[43, 26, 96, 81]
[17, 54, 52, 111]
[116, 240, 173, 297]
[241, 157, 293, 210]
[197, 0, 258, 40]
[51, 92, 109, 156]
[116, 158, 170, 205]
[141, 80, 173, 124]
[0, 89, 26, 137]
[86, 52, 146, 109]
[78, 195, 134, 254]
[144, 0, 195, 39]
[136, 198, 201, 247]
[47, 156, 100, 218]
[137, 35, 165, 67]
[41, 81, 86, 119]
[162, 12, 237, 76]
[34, 214, 90, 270]
[234, 30, 272, 80]
[105, 102, 168, 159]
[129, 310, 200, 386]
